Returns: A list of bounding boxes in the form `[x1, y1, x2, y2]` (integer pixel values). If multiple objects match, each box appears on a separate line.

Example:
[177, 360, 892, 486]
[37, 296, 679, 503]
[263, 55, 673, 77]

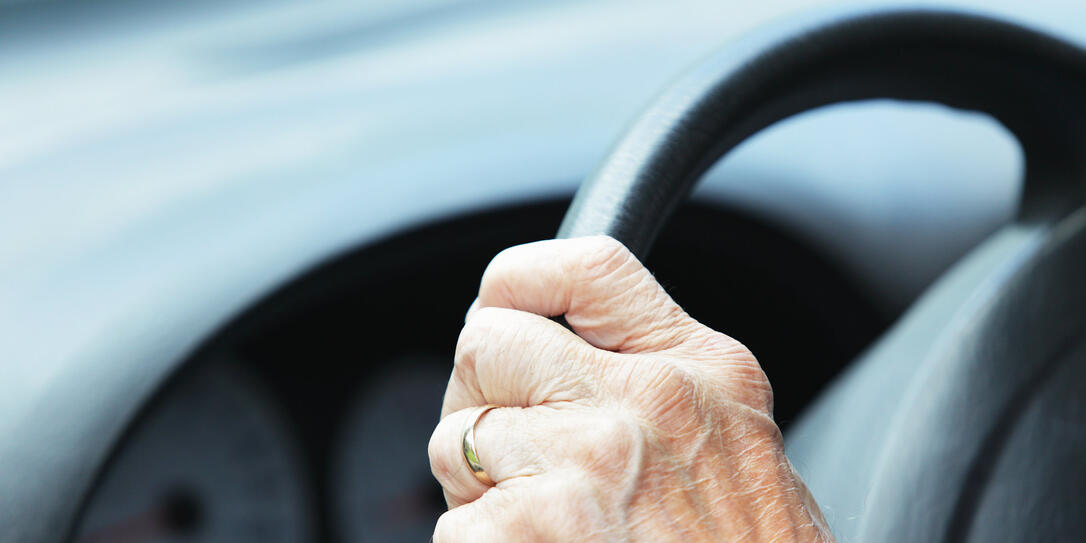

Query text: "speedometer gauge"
[332, 355, 450, 542]
[73, 357, 315, 543]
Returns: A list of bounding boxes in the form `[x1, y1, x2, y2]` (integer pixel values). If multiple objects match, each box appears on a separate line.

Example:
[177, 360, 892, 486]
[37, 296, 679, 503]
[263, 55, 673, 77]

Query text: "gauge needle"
[76, 489, 201, 543]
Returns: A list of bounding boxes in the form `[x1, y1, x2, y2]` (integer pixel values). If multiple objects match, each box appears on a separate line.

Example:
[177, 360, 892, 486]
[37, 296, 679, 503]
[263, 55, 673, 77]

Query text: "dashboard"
[70, 200, 889, 541]
[3, 0, 1085, 542]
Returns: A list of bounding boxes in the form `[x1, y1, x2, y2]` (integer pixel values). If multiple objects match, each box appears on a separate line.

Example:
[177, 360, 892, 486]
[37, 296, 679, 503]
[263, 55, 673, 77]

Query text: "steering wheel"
[558, 8, 1086, 543]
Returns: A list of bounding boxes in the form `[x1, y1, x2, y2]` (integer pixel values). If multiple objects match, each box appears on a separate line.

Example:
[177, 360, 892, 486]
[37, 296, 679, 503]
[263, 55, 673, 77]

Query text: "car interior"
[1, 1, 1084, 542]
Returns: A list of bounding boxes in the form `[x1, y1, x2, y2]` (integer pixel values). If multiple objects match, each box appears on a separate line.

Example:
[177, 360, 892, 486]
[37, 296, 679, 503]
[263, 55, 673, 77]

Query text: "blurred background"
[2, 0, 1084, 541]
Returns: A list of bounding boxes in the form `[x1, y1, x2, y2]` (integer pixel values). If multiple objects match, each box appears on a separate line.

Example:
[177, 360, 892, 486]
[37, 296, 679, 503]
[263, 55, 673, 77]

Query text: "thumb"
[470, 236, 700, 353]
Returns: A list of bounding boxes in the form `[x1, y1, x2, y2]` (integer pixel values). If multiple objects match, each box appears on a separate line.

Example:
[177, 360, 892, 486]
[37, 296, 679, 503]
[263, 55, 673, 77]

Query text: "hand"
[429, 236, 834, 542]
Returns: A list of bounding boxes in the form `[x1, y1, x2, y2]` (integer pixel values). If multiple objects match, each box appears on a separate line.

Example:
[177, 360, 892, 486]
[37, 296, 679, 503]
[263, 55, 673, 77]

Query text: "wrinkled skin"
[429, 236, 834, 542]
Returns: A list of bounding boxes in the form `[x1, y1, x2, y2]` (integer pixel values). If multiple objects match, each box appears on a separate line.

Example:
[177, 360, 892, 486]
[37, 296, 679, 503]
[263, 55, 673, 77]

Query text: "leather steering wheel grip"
[557, 7, 1086, 259]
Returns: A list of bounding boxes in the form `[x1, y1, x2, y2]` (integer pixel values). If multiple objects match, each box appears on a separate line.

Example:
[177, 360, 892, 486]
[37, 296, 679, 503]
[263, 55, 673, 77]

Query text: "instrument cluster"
[74, 352, 452, 543]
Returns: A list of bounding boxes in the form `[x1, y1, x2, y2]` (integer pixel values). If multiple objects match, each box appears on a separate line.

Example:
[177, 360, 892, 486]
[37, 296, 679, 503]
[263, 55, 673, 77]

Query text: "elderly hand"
[429, 236, 834, 542]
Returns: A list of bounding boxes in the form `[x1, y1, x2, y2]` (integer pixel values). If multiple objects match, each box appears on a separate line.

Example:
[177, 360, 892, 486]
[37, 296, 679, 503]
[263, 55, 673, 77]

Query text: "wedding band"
[462, 404, 500, 486]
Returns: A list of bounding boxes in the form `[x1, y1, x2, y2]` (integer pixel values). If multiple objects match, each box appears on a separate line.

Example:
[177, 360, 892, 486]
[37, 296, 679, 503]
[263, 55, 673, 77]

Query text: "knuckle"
[591, 412, 641, 449]
[575, 236, 635, 282]
[455, 307, 505, 372]
[726, 360, 775, 414]
[486, 242, 526, 274]
[629, 361, 706, 432]
[459, 305, 502, 336]
[478, 244, 531, 299]
[432, 508, 466, 543]
[695, 333, 775, 413]
[427, 421, 454, 481]
[528, 473, 601, 539]
[455, 310, 486, 357]
[643, 359, 700, 397]
[713, 332, 759, 365]
[434, 490, 528, 543]
[578, 412, 643, 474]
[428, 414, 467, 486]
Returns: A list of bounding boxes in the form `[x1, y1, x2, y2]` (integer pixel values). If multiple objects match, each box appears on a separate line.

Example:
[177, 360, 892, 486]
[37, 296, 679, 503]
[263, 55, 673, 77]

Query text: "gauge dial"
[332, 355, 450, 542]
[73, 357, 315, 543]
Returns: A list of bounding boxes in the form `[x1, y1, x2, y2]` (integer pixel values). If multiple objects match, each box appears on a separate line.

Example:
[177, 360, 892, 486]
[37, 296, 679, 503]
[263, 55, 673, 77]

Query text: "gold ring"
[461, 404, 500, 486]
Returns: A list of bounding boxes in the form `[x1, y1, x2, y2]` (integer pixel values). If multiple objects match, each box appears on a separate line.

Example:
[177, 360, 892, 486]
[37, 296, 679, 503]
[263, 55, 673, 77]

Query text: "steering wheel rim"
[558, 8, 1086, 259]
[557, 7, 1086, 542]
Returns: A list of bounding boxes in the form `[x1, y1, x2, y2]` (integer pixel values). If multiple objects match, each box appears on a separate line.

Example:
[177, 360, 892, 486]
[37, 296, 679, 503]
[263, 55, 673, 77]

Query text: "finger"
[429, 406, 501, 508]
[432, 482, 528, 543]
[432, 471, 604, 543]
[429, 405, 543, 508]
[429, 403, 606, 508]
[472, 236, 701, 353]
[442, 306, 601, 418]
